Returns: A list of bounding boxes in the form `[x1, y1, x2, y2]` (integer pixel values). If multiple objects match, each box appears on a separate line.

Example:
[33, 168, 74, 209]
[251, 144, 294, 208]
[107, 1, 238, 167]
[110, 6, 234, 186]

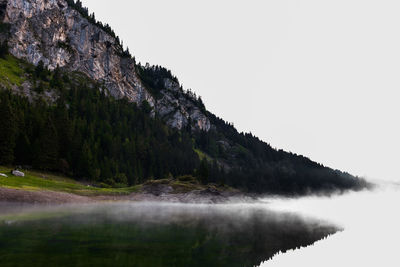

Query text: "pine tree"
[197, 158, 209, 184]
[0, 95, 16, 165]
[0, 42, 8, 58]
[33, 116, 59, 170]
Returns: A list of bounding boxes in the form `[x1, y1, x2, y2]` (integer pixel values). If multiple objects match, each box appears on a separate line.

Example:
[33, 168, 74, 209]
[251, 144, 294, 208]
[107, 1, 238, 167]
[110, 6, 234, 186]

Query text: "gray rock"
[11, 170, 25, 177]
[4, 0, 154, 106]
[142, 183, 174, 196]
[156, 78, 211, 131]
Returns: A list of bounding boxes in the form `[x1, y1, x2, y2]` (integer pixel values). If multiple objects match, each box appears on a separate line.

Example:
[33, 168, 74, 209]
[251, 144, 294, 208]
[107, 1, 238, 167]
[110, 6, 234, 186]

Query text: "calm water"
[0, 202, 337, 267]
[263, 184, 400, 266]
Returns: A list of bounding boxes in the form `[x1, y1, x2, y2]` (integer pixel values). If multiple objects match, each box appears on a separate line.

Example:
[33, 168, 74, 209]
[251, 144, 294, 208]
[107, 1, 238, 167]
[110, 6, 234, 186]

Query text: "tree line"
[0, 52, 368, 194]
[0, 60, 207, 187]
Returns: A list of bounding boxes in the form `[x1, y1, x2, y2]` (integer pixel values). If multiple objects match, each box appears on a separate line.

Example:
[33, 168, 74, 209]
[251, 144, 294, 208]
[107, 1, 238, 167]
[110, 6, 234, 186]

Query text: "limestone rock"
[156, 77, 211, 131]
[11, 170, 24, 177]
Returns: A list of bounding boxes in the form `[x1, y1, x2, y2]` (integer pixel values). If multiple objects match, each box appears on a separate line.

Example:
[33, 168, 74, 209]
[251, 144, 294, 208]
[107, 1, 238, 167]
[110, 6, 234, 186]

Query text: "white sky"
[81, 0, 400, 182]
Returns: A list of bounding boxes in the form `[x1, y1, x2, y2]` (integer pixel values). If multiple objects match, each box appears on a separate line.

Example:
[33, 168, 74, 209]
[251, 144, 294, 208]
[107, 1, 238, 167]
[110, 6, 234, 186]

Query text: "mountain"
[0, 0, 368, 195]
[1, 0, 210, 131]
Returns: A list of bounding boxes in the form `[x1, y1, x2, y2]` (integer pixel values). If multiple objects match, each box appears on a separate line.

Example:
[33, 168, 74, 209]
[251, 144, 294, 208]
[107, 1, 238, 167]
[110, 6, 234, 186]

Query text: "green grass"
[194, 149, 212, 162]
[0, 167, 236, 197]
[0, 167, 141, 196]
[0, 55, 26, 87]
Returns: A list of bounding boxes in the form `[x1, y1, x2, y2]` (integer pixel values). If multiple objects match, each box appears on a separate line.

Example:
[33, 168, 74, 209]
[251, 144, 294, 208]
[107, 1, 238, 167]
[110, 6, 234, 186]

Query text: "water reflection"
[262, 183, 400, 267]
[0, 202, 337, 267]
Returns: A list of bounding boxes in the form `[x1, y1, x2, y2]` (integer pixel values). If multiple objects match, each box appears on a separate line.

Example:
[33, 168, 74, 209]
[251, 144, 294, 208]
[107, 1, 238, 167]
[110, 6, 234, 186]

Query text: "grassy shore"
[0, 167, 141, 196]
[0, 167, 237, 198]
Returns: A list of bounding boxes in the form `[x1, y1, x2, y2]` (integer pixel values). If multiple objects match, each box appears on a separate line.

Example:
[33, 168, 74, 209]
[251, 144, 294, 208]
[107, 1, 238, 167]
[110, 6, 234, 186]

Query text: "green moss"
[0, 55, 26, 87]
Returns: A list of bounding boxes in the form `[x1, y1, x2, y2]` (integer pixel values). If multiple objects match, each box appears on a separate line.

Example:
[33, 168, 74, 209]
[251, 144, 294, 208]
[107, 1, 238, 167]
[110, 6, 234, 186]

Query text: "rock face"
[0, 0, 210, 131]
[2, 0, 153, 105]
[156, 78, 211, 131]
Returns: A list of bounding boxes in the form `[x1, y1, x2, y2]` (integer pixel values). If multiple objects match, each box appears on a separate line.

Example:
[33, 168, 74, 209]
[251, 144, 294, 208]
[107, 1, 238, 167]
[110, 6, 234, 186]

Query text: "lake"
[262, 183, 400, 267]
[0, 202, 337, 267]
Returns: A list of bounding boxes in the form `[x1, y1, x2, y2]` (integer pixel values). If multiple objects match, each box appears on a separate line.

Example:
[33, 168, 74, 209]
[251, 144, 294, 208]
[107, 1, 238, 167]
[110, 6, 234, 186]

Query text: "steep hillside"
[0, 0, 369, 195]
[0, 0, 210, 131]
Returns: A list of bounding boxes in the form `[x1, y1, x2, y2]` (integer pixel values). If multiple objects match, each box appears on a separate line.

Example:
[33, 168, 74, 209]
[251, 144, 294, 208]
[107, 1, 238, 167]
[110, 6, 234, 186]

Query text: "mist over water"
[1, 182, 394, 266]
[260, 181, 400, 267]
[0, 201, 336, 267]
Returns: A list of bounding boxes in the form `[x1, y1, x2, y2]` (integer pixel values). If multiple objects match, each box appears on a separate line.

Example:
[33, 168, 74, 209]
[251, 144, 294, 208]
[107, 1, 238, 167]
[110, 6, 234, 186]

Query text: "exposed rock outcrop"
[156, 78, 211, 131]
[3, 0, 153, 105]
[0, 0, 211, 131]
[11, 170, 24, 177]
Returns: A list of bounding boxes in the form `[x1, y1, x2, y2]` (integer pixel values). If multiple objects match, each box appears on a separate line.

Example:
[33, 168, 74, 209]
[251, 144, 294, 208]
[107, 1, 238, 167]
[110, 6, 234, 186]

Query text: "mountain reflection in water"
[0, 202, 337, 267]
[263, 183, 400, 267]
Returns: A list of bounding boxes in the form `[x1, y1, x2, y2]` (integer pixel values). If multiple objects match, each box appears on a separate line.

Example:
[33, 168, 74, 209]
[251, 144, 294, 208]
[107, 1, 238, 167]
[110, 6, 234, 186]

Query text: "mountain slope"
[0, 0, 369, 195]
[0, 0, 210, 131]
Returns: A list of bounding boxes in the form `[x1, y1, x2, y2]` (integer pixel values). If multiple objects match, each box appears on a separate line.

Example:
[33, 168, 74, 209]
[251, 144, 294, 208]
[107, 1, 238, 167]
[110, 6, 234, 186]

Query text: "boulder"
[12, 170, 25, 177]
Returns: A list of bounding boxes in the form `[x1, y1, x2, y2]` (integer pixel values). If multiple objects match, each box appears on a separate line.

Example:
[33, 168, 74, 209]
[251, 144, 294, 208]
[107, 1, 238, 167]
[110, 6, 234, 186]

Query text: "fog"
[2, 182, 397, 266]
[260, 181, 400, 266]
[0, 201, 337, 267]
[0, 201, 336, 235]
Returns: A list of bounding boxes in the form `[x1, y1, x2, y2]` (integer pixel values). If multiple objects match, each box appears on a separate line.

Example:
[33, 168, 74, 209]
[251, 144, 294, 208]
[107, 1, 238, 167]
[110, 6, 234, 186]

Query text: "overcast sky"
[81, 0, 400, 182]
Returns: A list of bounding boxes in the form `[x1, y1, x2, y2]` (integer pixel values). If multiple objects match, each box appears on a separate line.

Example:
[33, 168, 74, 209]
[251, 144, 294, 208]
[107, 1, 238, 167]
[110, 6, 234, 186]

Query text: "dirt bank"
[0, 188, 93, 204]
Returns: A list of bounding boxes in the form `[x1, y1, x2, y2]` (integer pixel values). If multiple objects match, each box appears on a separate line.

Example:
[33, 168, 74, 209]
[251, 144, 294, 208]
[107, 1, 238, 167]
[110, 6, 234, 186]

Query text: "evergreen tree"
[0, 95, 16, 165]
[0, 42, 8, 58]
[33, 116, 59, 170]
[197, 158, 209, 184]
[0, 54, 366, 194]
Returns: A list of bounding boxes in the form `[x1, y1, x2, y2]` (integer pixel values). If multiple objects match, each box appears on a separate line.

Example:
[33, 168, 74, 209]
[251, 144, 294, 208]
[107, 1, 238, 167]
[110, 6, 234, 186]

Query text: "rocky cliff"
[0, 0, 210, 131]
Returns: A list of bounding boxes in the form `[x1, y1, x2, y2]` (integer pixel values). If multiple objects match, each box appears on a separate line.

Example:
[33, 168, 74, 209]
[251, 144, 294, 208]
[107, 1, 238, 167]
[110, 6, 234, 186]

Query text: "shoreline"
[0, 186, 251, 205]
[0, 167, 249, 205]
[0, 168, 372, 206]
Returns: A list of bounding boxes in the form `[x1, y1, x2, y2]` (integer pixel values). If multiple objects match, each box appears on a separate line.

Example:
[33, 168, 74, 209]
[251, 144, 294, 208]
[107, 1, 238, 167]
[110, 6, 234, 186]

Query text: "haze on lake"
[0, 201, 337, 267]
[261, 181, 400, 266]
[2, 183, 399, 266]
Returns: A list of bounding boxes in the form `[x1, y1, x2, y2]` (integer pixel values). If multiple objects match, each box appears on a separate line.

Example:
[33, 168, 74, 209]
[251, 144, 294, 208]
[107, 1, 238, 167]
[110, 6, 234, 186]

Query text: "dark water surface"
[0, 202, 338, 267]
